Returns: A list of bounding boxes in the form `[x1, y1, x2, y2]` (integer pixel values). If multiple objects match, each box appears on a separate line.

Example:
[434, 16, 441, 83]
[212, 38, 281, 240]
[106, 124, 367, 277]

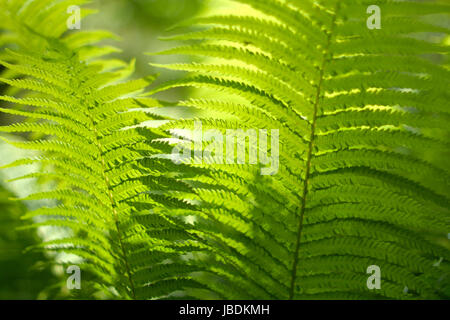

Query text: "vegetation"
[0, 0, 448, 300]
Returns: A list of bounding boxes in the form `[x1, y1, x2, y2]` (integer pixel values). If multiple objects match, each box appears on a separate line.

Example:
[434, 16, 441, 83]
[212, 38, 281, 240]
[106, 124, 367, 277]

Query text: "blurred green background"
[83, 0, 207, 100]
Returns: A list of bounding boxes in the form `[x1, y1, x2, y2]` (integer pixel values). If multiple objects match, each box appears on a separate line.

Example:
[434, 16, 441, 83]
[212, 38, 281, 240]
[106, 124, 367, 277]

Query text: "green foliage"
[0, 0, 449, 300]
[0, 0, 205, 299]
[0, 185, 58, 299]
[151, 0, 450, 299]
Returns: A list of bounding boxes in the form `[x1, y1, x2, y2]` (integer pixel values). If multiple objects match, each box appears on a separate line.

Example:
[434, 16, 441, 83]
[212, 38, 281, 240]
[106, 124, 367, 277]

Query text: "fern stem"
[81, 84, 137, 299]
[95, 130, 137, 299]
[288, 2, 340, 300]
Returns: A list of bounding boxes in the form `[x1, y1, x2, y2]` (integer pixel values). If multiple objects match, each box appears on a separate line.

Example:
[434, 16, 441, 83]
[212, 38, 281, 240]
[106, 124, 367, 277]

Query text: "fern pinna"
[150, 0, 450, 299]
[0, 0, 206, 299]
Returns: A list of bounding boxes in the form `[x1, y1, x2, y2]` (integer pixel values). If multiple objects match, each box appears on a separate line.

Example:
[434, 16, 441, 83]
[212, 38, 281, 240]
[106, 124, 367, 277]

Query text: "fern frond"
[154, 0, 450, 299]
[0, 0, 205, 299]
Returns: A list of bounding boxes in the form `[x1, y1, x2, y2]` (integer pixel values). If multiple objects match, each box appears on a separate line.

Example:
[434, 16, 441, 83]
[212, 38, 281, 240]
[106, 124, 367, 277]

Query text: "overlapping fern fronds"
[0, 0, 206, 299]
[0, 0, 449, 300]
[151, 0, 450, 299]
